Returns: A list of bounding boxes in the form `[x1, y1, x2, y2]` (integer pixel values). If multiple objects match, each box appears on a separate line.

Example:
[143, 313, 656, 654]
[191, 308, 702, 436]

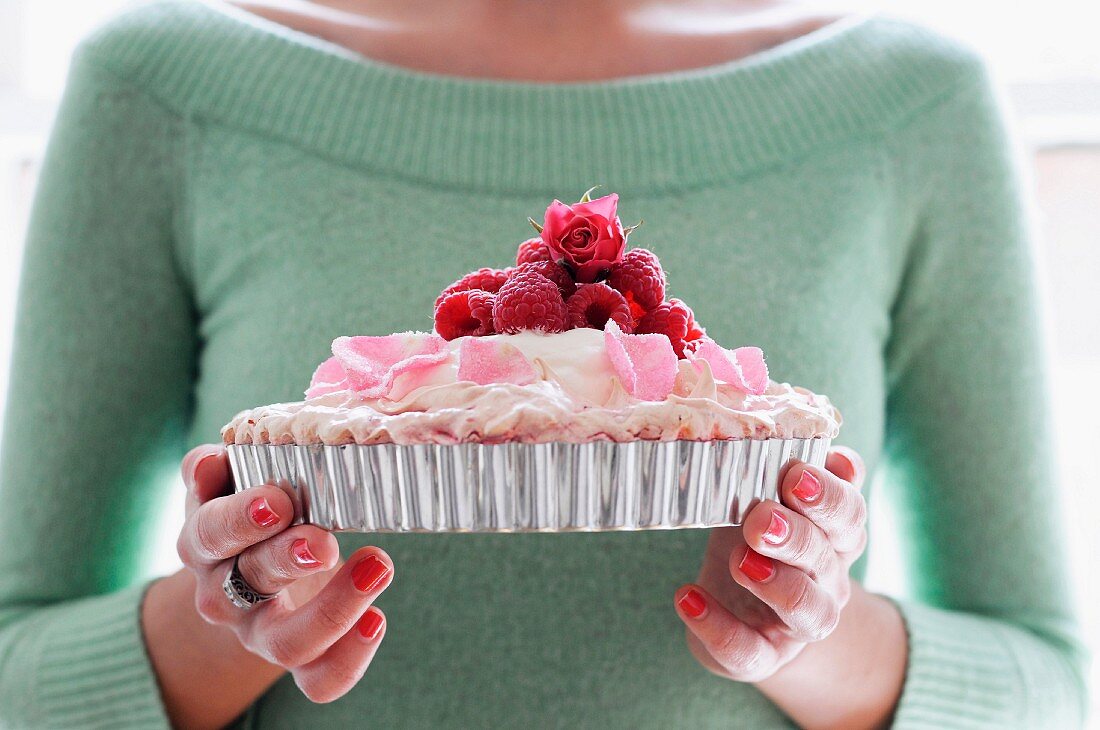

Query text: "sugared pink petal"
[732, 346, 769, 395]
[603, 320, 677, 401]
[457, 337, 538, 386]
[331, 333, 450, 399]
[688, 339, 769, 395]
[305, 356, 348, 398]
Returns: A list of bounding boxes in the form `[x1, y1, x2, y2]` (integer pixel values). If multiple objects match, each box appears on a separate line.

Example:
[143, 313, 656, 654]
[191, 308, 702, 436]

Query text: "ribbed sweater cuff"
[887, 598, 1086, 729]
[889, 599, 1017, 728]
[30, 580, 170, 729]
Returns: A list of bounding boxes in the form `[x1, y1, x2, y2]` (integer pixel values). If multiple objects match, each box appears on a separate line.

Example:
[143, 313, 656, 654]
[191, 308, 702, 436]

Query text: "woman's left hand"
[676, 447, 868, 682]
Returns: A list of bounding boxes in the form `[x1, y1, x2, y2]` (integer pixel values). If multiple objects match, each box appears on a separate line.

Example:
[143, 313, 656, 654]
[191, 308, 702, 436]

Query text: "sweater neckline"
[100, 2, 963, 195]
[216, 1, 873, 91]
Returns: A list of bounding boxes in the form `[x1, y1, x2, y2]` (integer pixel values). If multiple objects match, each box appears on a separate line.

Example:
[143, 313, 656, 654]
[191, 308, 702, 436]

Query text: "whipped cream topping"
[222, 329, 841, 445]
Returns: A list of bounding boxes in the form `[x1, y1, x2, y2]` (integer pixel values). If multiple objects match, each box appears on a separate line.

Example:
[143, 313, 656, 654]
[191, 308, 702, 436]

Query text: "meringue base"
[227, 437, 831, 532]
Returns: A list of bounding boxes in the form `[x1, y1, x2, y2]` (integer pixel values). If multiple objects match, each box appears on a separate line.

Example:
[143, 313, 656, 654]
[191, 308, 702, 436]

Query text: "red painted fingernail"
[249, 497, 279, 527]
[836, 448, 865, 488]
[761, 510, 790, 545]
[677, 588, 707, 619]
[351, 555, 390, 593]
[739, 550, 776, 582]
[189, 452, 216, 485]
[357, 609, 385, 641]
[792, 470, 822, 503]
[291, 538, 322, 567]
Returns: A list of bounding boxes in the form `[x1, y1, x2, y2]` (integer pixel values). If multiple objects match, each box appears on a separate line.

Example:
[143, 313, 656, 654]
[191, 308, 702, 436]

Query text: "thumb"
[181, 445, 232, 517]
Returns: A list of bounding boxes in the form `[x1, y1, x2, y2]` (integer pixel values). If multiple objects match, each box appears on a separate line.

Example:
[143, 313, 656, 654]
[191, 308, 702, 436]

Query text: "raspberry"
[682, 301, 707, 353]
[434, 290, 496, 340]
[636, 298, 695, 357]
[623, 292, 647, 326]
[492, 270, 568, 334]
[512, 260, 576, 298]
[566, 283, 634, 332]
[435, 267, 510, 308]
[516, 237, 552, 266]
[606, 248, 666, 313]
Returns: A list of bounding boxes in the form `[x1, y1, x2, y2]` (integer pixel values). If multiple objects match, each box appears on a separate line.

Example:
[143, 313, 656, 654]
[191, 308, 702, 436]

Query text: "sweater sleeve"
[880, 61, 1089, 727]
[0, 47, 194, 729]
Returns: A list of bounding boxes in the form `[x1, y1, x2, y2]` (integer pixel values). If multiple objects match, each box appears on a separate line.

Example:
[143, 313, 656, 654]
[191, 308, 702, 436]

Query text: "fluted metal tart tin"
[227, 438, 830, 533]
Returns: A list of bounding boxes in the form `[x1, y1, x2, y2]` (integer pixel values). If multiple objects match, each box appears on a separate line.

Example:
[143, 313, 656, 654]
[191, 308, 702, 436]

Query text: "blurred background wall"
[1, 1, 1098, 723]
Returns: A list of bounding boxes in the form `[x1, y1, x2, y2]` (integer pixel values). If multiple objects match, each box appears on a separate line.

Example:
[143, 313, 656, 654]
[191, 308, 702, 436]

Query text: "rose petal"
[332, 333, 450, 399]
[542, 200, 576, 237]
[571, 193, 619, 222]
[541, 195, 626, 282]
[603, 320, 677, 401]
[457, 337, 538, 386]
[574, 256, 620, 283]
[305, 355, 349, 398]
[688, 339, 769, 395]
[732, 346, 769, 395]
[305, 381, 348, 398]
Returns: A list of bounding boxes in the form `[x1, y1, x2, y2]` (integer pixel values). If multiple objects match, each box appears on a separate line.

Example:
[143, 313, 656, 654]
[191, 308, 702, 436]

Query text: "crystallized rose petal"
[603, 320, 677, 401]
[688, 339, 769, 395]
[332, 333, 450, 399]
[457, 337, 538, 386]
[305, 355, 349, 398]
[732, 346, 769, 395]
[304, 381, 348, 398]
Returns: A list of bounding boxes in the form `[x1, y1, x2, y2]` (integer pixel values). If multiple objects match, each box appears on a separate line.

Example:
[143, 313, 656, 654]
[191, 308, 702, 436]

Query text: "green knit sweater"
[0, 1, 1088, 727]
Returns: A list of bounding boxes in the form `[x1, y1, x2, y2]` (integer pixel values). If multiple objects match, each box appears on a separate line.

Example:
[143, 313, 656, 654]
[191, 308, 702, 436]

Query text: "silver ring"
[222, 555, 278, 610]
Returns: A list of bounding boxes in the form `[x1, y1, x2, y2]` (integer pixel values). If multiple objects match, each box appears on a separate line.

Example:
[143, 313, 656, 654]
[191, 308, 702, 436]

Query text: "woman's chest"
[183, 126, 903, 465]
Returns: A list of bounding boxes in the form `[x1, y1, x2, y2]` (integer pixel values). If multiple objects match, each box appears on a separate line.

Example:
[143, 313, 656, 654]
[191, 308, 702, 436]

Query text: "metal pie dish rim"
[226, 437, 832, 533]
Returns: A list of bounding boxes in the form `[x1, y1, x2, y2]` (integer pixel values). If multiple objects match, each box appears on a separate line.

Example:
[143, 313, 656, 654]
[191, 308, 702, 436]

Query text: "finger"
[236, 525, 340, 595]
[292, 608, 387, 703]
[728, 546, 842, 643]
[741, 500, 839, 582]
[245, 547, 394, 669]
[178, 485, 295, 567]
[685, 630, 732, 680]
[193, 559, 249, 625]
[183, 445, 228, 518]
[182, 445, 230, 499]
[780, 462, 867, 555]
[181, 445, 217, 485]
[825, 446, 865, 489]
[673, 584, 779, 682]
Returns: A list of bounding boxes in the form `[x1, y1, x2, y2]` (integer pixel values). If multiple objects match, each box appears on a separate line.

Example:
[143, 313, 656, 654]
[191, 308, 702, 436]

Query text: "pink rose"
[540, 193, 626, 282]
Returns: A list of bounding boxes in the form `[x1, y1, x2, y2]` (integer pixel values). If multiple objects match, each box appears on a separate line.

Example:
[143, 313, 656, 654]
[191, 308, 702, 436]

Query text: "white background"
[1, 1, 1099, 724]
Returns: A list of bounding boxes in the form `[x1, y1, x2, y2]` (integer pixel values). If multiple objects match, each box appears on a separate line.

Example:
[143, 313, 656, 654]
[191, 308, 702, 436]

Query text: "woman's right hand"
[176, 444, 394, 703]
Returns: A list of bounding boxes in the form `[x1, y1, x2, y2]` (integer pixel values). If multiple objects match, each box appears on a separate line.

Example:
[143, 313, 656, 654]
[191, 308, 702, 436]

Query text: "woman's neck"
[227, 0, 848, 82]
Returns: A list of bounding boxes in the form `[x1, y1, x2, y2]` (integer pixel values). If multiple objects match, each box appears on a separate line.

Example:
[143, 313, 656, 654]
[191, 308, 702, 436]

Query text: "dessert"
[220, 328, 837, 447]
[223, 190, 840, 532]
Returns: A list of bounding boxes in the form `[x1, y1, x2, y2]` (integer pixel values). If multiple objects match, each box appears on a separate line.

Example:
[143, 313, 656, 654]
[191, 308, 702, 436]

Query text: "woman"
[0, 0, 1087, 727]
